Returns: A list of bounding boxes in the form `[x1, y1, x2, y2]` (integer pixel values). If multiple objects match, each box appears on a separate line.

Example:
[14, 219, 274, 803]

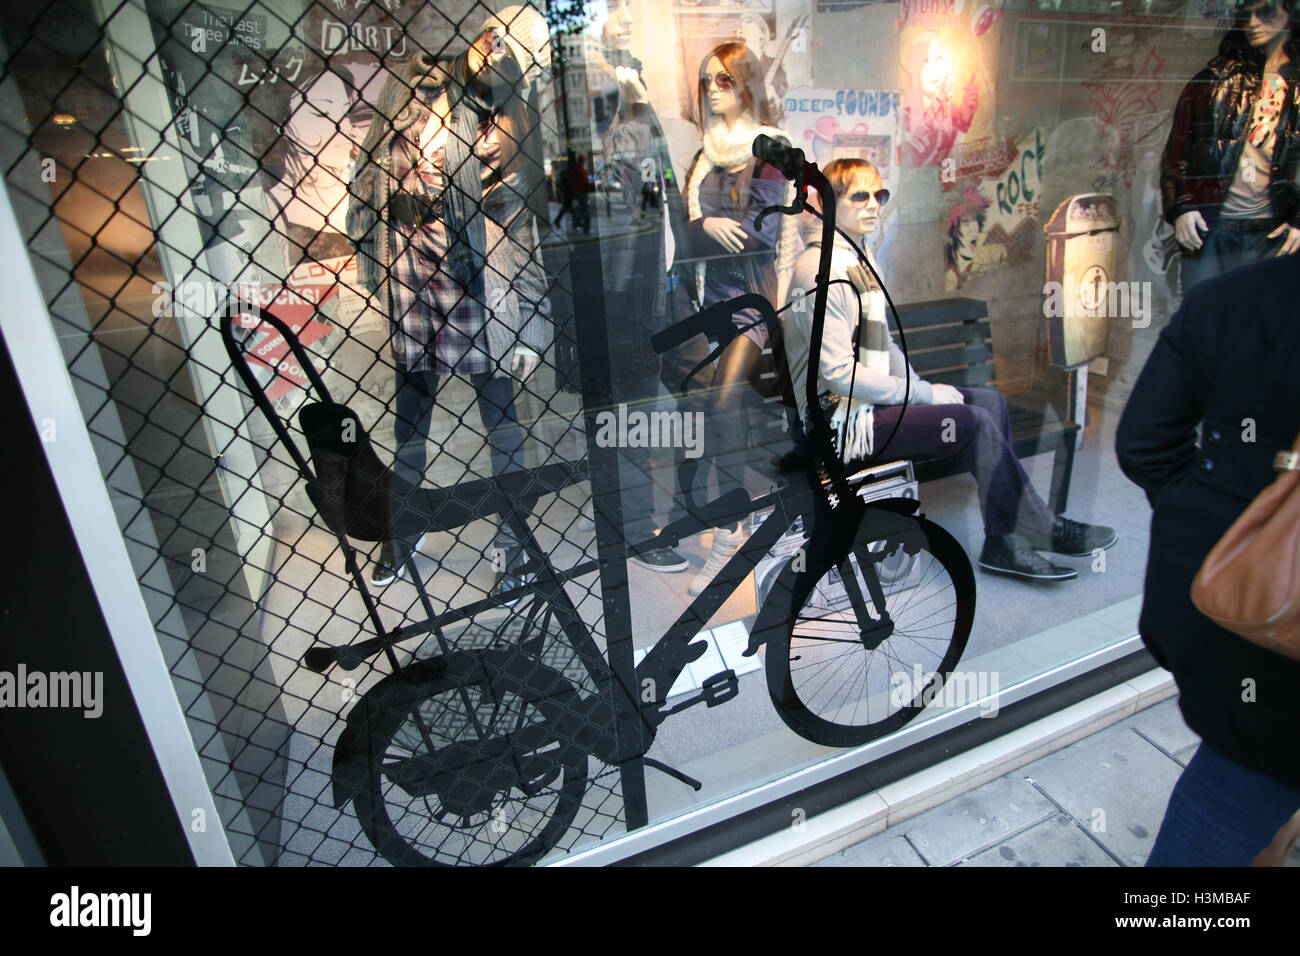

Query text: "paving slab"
[1128, 697, 1199, 757]
[959, 813, 1118, 867]
[1171, 742, 1198, 768]
[812, 833, 926, 867]
[884, 774, 1056, 867]
[1019, 722, 1181, 866]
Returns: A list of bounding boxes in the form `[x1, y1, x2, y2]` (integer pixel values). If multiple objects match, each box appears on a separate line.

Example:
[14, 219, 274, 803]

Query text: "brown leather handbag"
[1252, 811, 1300, 867]
[1191, 428, 1300, 662]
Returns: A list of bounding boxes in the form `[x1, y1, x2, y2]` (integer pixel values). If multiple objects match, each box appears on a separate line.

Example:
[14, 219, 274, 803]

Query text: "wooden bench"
[747, 296, 1079, 514]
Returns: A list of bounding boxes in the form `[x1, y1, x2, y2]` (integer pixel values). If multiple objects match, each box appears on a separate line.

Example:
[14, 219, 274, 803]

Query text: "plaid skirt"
[387, 219, 489, 375]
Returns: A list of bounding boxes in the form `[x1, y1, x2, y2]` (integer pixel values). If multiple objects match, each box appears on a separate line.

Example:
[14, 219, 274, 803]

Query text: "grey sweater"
[782, 232, 936, 426]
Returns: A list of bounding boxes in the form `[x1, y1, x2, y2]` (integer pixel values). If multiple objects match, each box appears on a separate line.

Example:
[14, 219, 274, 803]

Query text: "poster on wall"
[144, 0, 475, 401]
[781, 87, 902, 193]
[673, 0, 812, 125]
[897, 0, 1002, 168]
[942, 127, 1043, 291]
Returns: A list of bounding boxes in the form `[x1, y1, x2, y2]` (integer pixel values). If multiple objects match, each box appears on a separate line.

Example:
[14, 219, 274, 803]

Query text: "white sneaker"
[688, 525, 747, 596]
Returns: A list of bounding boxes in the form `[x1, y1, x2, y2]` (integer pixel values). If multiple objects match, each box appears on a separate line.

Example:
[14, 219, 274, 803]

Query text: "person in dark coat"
[1116, 254, 1300, 866]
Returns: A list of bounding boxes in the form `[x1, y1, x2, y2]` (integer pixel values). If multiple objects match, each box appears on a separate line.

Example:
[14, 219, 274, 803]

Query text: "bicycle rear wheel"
[760, 510, 975, 748]
[348, 648, 589, 866]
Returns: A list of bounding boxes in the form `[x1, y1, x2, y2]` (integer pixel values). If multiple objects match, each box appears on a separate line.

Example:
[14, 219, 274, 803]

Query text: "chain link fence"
[0, 0, 640, 866]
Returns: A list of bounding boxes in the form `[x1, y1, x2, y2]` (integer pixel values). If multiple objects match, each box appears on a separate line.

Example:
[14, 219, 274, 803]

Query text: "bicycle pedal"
[699, 669, 739, 707]
[659, 669, 740, 717]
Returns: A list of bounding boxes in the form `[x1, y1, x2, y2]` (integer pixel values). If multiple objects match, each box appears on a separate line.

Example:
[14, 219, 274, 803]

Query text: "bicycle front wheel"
[760, 510, 975, 748]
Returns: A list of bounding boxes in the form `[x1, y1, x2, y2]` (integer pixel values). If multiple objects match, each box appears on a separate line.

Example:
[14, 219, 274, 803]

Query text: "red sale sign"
[240, 257, 350, 400]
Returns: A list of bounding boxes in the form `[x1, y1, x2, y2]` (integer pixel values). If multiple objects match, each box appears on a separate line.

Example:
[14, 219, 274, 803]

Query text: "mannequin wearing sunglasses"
[678, 41, 798, 595]
[345, 7, 551, 592]
[783, 158, 1117, 583]
[1162, 0, 1300, 293]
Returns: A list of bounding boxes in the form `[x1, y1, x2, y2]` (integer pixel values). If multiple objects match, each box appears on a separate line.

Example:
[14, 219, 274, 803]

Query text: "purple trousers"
[867, 387, 1055, 539]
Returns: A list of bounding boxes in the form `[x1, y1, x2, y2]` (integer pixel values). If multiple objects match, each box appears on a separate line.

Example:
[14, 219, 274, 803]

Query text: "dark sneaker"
[370, 534, 426, 587]
[978, 535, 1078, 581]
[1038, 516, 1119, 557]
[630, 545, 690, 572]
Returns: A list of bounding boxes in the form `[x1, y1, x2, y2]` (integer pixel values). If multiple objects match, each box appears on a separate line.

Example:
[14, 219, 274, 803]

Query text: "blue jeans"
[392, 368, 525, 553]
[867, 387, 1056, 539]
[1146, 742, 1300, 866]
[1180, 219, 1286, 294]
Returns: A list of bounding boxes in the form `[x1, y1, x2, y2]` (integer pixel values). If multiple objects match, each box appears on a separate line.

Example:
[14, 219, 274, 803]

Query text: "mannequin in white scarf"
[680, 42, 797, 597]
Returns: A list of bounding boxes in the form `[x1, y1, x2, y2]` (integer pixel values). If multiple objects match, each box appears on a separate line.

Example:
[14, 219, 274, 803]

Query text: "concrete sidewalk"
[814, 694, 1300, 868]
[704, 673, 1300, 867]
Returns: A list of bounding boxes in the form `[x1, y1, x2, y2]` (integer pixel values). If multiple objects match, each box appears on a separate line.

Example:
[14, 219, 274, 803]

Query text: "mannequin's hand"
[1268, 222, 1300, 256]
[614, 65, 649, 106]
[702, 217, 748, 254]
[1175, 211, 1208, 251]
[845, 262, 880, 295]
[931, 383, 966, 405]
[512, 346, 540, 381]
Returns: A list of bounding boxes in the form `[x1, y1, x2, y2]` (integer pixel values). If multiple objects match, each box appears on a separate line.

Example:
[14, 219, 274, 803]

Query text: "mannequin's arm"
[1160, 75, 1208, 226]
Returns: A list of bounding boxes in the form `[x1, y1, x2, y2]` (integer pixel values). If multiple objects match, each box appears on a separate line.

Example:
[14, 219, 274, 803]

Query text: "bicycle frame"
[219, 138, 957, 858]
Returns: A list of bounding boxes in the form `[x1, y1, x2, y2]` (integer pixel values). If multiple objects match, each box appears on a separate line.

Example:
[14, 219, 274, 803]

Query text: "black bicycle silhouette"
[220, 140, 975, 866]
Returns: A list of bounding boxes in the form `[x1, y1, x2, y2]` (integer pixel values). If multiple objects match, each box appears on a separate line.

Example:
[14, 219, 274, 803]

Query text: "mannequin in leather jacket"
[1161, 0, 1300, 291]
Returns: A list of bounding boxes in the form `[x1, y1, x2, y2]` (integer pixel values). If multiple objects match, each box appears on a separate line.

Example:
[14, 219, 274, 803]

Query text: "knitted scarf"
[685, 114, 799, 305]
[808, 226, 891, 461]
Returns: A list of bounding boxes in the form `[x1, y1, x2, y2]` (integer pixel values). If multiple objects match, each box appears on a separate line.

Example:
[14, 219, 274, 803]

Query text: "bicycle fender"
[329, 656, 453, 808]
[866, 496, 920, 517]
[332, 700, 376, 808]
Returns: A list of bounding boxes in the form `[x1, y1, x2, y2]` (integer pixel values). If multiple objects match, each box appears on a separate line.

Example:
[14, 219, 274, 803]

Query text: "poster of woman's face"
[266, 64, 372, 261]
[897, 2, 1000, 169]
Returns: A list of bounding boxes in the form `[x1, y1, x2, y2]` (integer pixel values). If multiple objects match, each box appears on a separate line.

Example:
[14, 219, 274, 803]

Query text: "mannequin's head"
[603, 0, 634, 51]
[1243, 0, 1293, 48]
[470, 6, 549, 86]
[697, 41, 773, 127]
[826, 158, 888, 239]
[1223, 0, 1300, 57]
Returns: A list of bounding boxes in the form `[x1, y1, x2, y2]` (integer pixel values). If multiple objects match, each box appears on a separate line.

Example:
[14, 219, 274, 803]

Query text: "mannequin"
[680, 41, 797, 596]
[583, 0, 700, 572]
[345, 10, 550, 593]
[1162, 0, 1300, 291]
[783, 158, 1118, 582]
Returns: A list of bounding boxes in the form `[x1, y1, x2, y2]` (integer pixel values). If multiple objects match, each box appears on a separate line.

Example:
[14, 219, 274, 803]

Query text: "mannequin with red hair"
[679, 40, 797, 596]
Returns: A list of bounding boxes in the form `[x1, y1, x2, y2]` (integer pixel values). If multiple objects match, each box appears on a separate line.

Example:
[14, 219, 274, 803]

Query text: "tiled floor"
[813, 696, 1300, 867]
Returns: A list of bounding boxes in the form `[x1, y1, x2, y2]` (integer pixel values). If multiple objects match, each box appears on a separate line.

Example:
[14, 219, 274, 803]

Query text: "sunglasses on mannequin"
[848, 188, 890, 206]
[700, 72, 736, 92]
